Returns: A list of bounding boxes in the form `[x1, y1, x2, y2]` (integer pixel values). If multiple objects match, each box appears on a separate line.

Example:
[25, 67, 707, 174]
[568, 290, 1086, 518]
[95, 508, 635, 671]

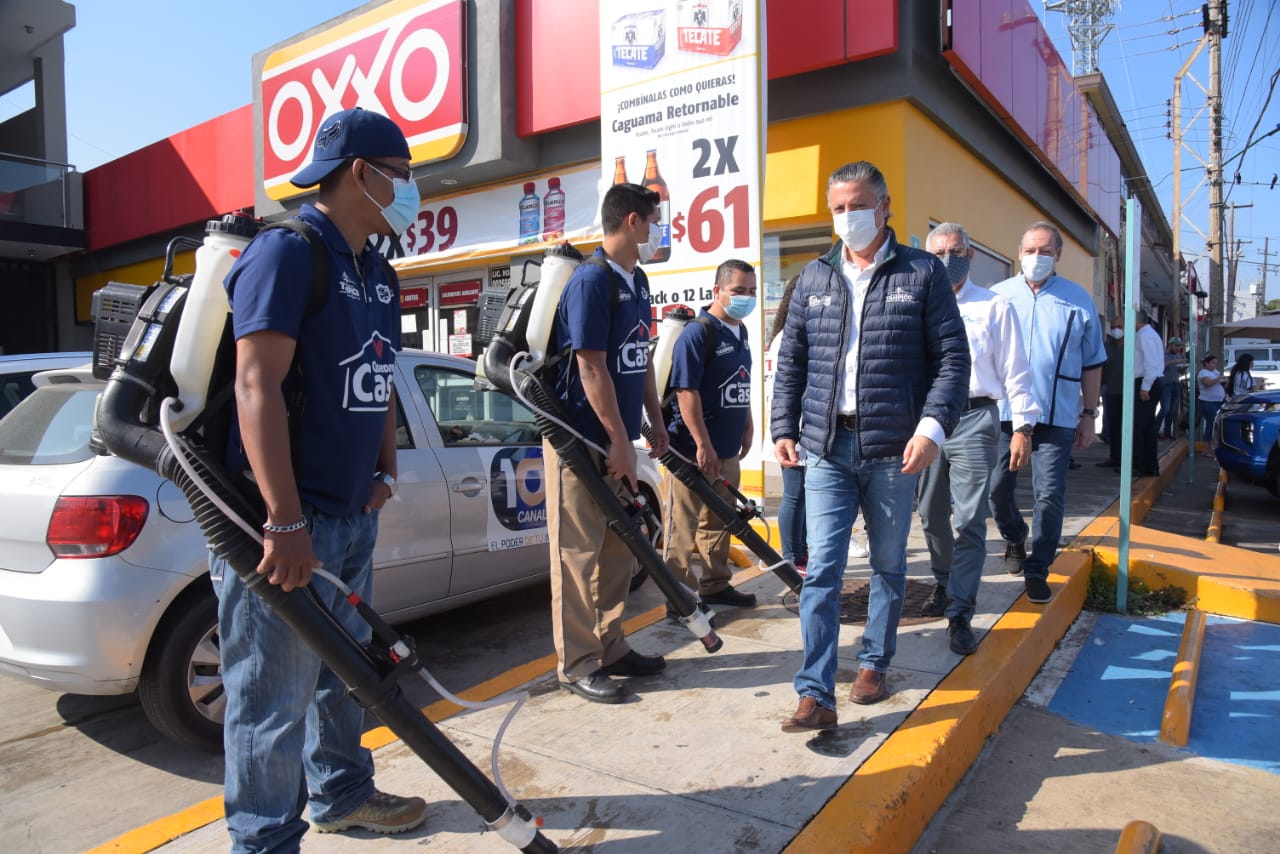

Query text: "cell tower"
[1045, 0, 1119, 75]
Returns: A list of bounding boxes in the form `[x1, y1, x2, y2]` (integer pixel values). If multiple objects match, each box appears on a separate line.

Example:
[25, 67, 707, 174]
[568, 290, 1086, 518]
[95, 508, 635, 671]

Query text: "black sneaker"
[920, 583, 948, 618]
[947, 616, 979, 656]
[1004, 540, 1027, 575]
[1024, 577, 1053, 604]
[702, 585, 757, 608]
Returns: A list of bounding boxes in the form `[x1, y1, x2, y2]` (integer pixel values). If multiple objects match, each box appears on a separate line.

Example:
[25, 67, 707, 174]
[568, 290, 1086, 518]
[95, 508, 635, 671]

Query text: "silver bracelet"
[262, 518, 307, 534]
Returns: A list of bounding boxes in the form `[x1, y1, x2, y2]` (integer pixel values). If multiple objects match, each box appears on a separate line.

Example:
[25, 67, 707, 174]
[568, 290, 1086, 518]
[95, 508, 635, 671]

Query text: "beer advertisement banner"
[599, 0, 767, 487]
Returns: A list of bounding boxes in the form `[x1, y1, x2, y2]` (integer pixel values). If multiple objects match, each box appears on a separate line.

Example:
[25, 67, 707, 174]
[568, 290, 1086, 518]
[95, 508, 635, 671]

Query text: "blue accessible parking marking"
[1049, 612, 1280, 774]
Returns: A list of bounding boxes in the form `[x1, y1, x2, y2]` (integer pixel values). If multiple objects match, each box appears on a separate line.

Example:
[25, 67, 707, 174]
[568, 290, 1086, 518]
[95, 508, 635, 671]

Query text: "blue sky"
[48, 1, 1280, 302]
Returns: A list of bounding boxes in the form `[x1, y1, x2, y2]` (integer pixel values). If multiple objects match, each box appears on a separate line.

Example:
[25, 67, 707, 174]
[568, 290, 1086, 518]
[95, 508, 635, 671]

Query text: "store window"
[761, 228, 835, 344]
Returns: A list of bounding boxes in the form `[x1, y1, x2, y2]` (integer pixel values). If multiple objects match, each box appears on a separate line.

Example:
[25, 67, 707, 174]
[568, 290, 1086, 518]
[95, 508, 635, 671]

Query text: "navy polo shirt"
[552, 248, 652, 445]
[667, 308, 752, 459]
[223, 204, 401, 516]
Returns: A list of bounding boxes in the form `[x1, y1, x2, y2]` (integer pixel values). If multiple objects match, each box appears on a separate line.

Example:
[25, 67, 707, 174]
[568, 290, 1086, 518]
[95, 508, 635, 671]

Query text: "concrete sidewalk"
[101, 438, 1269, 853]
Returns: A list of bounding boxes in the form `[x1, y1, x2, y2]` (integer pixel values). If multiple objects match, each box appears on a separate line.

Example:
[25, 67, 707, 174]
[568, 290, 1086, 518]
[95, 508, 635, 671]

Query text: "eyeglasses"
[365, 160, 414, 184]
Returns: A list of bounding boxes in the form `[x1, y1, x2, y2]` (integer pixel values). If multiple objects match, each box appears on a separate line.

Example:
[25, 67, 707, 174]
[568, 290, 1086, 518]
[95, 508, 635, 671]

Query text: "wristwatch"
[1081, 408, 1098, 418]
[374, 471, 397, 497]
[1014, 423, 1034, 436]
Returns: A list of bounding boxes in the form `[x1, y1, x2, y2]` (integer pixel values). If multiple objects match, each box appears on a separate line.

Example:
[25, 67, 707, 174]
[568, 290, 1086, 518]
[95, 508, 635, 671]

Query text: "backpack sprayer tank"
[480, 243, 584, 395]
[652, 305, 695, 404]
[167, 213, 261, 432]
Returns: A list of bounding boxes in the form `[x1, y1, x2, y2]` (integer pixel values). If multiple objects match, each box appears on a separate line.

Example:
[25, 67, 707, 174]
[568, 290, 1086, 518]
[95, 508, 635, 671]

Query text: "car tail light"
[46, 495, 149, 558]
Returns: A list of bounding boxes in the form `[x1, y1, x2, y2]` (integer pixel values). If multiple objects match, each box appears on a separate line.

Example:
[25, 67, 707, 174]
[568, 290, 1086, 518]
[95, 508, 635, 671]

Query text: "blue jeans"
[1157, 377, 1180, 436]
[917, 405, 998, 619]
[796, 426, 918, 710]
[778, 463, 807, 564]
[989, 423, 1074, 582]
[211, 509, 379, 853]
[1197, 399, 1222, 442]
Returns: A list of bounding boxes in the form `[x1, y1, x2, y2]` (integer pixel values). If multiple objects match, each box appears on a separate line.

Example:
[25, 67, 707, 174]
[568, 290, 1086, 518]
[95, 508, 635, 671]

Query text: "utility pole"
[1171, 30, 1210, 355]
[1207, 0, 1227, 355]
[1226, 202, 1253, 322]
[1262, 237, 1276, 310]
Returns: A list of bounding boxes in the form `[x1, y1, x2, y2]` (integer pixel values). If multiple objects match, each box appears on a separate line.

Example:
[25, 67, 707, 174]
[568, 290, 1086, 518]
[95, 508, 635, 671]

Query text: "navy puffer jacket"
[770, 229, 970, 459]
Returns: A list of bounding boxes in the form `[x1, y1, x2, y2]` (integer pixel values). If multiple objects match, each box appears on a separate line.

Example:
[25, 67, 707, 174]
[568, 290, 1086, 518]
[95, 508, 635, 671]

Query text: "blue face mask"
[364, 164, 420, 236]
[725, 295, 756, 320]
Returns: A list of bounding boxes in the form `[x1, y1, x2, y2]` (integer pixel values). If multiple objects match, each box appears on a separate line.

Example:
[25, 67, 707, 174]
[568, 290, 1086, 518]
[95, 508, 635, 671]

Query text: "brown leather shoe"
[780, 696, 837, 732]
[849, 668, 888, 705]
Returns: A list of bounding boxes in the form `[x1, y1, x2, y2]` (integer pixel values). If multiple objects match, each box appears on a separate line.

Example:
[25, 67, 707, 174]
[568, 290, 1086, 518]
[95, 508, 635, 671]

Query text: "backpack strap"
[257, 219, 331, 318]
[540, 253, 623, 379]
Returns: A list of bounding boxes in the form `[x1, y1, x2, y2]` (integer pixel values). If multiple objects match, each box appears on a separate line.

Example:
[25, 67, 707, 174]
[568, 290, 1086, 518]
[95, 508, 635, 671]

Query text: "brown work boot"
[780, 696, 837, 732]
[849, 668, 888, 705]
[312, 789, 428, 834]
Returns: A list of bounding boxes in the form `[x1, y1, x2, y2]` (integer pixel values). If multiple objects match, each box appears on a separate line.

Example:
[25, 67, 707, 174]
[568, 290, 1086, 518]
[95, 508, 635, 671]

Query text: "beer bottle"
[612, 156, 628, 185]
[642, 149, 671, 263]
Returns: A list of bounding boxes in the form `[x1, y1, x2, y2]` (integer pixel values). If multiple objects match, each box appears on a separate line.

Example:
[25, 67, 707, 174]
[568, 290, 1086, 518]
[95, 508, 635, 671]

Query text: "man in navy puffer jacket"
[771, 161, 970, 731]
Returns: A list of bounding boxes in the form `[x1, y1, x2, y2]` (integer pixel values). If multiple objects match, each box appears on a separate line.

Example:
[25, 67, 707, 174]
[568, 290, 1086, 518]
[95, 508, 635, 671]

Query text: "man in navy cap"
[216, 107, 426, 852]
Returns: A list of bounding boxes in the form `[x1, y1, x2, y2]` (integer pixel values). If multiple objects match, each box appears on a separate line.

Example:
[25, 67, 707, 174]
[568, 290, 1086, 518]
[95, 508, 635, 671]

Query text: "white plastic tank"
[524, 243, 584, 371]
[167, 213, 260, 431]
[652, 306, 695, 401]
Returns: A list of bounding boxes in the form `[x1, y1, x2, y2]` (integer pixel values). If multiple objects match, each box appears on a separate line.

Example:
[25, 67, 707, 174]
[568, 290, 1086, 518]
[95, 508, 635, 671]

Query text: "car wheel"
[631, 485, 663, 591]
[138, 583, 224, 752]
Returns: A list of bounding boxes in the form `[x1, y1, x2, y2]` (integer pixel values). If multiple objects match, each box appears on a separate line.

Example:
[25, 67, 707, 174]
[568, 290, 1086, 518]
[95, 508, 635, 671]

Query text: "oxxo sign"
[260, 0, 467, 200]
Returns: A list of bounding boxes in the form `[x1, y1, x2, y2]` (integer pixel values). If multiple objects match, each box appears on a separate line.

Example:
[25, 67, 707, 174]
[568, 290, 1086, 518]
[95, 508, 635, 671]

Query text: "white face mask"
[833, 205, 881, 253]
[1021, 253, 1055, 283]
[1109, 328, 1124, 341]
[636, 221, 662, 263]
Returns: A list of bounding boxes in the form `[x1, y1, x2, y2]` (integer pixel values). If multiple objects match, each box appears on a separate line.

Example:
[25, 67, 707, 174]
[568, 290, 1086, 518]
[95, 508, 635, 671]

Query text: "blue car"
[1213, 389, 1280, 494]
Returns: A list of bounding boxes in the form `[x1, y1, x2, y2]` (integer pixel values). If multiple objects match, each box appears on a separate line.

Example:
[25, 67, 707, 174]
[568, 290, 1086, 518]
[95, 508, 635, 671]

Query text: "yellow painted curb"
[1159, 608, 1207, 747]
[782, 550, 1093, 854]
[1206, 469, 1227, 543]
[1115, 819, 1162, 854]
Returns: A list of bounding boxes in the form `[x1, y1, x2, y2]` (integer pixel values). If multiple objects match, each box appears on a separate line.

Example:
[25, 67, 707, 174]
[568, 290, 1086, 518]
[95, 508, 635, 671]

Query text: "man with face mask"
[915, 223, 1040, 655]
[545, 182, 670, 704]
[772, 162, 969, 729]
[661, 259, 759, 617]
[217, 108, 425, 851]
[989, 222, 1106, 606]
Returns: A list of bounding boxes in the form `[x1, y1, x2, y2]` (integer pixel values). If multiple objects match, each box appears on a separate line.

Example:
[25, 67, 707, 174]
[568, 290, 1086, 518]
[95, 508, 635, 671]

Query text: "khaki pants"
[661, 454, 739, 597]
[544, 438, 637, 681]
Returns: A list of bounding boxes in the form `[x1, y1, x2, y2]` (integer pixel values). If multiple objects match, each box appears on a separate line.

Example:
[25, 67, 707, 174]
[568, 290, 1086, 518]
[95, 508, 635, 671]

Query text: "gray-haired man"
[916, 223, 1040, 654]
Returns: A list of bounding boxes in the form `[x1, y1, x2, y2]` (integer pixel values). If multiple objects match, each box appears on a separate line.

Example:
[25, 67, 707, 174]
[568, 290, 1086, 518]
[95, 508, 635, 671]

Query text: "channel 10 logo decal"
[490, 447, 546, 531]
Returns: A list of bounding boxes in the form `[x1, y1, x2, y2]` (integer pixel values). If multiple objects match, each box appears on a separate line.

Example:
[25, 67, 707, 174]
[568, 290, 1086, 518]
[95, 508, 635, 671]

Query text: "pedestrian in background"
[1196, 354, 1226, 449]
[1132, 311, 1165, 478]
[1158, 336, 1188, 439]
[768, 275, 807, 573]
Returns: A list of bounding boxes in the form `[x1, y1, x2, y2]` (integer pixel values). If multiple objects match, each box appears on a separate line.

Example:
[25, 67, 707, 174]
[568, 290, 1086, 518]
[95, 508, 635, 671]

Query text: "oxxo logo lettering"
[260, 0, 467, 200]
[339, 332, 397, 412]
[720, 366, 751, 408]
[617, 323, 651, 375]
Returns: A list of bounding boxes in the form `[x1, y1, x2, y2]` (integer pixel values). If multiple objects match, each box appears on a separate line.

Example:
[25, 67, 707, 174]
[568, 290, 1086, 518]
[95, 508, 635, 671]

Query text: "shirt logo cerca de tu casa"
[719, 365, 751, 408]
[616, 322, 650, 375]
[339, 332, 396, 412]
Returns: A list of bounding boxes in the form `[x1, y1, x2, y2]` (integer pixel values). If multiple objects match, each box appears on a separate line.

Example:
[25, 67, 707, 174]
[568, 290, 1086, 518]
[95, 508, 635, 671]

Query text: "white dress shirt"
[837, 241, 945, 447]
[1134, 324, 1165, 392]
[954, 278, 1042, 429]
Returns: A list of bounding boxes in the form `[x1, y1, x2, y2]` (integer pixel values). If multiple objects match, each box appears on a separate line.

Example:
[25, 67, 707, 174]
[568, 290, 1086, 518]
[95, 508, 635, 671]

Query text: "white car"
[0, 351, 662, 749]
[1246, 361, 1280, 391]
[0, 351, 92, 419]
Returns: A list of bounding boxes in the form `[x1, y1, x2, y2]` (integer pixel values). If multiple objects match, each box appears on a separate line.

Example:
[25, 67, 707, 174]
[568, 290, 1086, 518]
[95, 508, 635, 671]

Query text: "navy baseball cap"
[290, 108, 411, 188]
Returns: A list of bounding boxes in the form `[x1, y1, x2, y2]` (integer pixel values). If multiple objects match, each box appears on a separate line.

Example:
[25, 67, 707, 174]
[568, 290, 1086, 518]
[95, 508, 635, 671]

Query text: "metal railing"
[0, 150, 79, 229]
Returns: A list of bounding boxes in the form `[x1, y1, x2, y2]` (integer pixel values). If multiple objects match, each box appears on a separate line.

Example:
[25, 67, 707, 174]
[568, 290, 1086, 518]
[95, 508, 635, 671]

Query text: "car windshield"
[0, 386, 100, 465]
